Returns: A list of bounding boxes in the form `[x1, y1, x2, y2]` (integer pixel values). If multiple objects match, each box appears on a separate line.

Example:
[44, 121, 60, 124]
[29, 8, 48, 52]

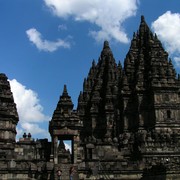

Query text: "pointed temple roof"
[49, 85, 82, 136]
[79, 40, 120, 97]
[58, 84, 74, 111]
[77, 41, 122, 139]
[50, 85, 74, 123]
[124, 16, 176, 91]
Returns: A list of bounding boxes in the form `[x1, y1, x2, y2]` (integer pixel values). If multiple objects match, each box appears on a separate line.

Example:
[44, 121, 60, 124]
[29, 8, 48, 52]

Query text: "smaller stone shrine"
[49, 85, 82, 179]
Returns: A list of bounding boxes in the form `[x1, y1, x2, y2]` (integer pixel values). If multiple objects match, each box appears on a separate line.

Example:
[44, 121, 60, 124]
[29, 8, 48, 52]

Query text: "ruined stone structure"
[0, 16, 180, 179]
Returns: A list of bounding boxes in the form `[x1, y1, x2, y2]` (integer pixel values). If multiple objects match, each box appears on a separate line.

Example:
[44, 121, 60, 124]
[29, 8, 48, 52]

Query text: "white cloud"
[9, 79, 50, 139]
[152, 11, 180, 54]
[21, 122, 49, 138]
[26, 28, 71, 52]
[152, 11, 180, 68]
[58, 24, 67, 31]
[174, 57, 180, 67]
[16, 127, 23, 140]
[44, 0, 139, 43]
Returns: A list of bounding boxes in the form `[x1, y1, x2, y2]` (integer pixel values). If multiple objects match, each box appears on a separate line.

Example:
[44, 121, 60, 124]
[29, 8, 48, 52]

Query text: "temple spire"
[103, 40, 110, 49]
[78, 41, 119, 139]
[57, 84, 74, 114]
[101, 40, 112, 57]
[141, 15, 145, 22]
[62, 84, 68, 96]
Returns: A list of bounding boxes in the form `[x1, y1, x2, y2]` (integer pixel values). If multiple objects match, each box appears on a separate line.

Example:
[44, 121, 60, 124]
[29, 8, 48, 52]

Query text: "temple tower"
[123, 16, 180, 132]
[78, 41, 122, 141]
[0, 73, 19, 157]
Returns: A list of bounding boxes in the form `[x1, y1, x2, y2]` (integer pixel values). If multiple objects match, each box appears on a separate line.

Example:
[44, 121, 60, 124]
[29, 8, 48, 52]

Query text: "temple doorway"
[57, 136, 74, 164]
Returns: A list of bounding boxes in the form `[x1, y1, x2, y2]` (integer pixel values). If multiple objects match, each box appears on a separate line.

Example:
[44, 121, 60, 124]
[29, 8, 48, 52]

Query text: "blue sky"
[0, 0, 180, 141]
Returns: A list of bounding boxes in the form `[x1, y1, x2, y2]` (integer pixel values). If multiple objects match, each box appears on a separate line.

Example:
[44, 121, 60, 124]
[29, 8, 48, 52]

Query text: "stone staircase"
[54, 163, 79, 180]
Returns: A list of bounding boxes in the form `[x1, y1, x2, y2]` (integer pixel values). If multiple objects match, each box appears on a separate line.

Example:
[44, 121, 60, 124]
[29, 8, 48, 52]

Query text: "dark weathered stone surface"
[0, 16, 180, 179]
[0, 73, 19, 155]
[77, 16, 180, 179]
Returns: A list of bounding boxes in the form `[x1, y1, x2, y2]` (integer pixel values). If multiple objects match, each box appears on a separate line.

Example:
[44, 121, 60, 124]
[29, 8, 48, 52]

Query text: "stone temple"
[0, 16, 180, 179]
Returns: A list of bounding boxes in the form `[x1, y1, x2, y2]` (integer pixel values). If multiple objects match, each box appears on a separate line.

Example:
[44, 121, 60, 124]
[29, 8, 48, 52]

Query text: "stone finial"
[101, 40, 113, 57]
[63, 84, 68, 96]
[141, 15, 145, 22]
[28, 133, 31, 138]
[103, 40, 110, 49]
[23, 132, 27, 138]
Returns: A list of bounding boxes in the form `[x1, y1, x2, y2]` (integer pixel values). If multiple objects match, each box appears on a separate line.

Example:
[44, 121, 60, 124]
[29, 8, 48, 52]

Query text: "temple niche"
[0, 16, 180, 179]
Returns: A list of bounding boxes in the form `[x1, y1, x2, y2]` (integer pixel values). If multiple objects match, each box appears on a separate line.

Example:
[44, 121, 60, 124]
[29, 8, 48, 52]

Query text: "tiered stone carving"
[0, 73, 19, 155]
